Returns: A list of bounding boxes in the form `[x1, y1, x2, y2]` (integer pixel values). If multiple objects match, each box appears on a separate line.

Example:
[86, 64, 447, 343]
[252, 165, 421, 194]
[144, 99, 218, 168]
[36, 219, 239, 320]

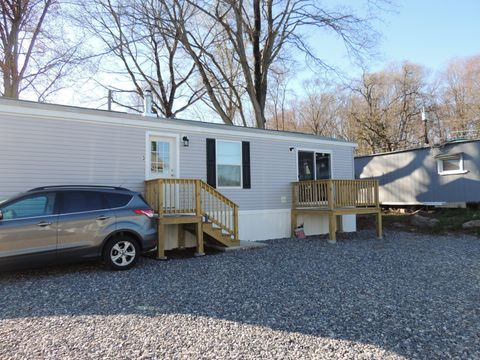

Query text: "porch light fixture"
[289, 147, 295, 152]
[182, 136, 190, 147]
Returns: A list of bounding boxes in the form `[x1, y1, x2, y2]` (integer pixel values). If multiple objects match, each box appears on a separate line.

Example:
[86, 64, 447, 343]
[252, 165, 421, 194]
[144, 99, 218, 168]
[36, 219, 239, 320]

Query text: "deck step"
[184, 221, 239, 248]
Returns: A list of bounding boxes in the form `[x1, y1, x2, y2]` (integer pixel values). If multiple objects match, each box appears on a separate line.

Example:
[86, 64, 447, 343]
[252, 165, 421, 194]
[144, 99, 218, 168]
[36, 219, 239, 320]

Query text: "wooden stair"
[144, 178, 240, 259]
[185, 221, 240, 248]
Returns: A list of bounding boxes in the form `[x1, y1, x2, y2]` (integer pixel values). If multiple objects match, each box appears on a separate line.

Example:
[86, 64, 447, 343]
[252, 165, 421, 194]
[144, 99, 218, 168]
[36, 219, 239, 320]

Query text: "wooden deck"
[291, 179, 382, 242]
[144, 179, 239, 259]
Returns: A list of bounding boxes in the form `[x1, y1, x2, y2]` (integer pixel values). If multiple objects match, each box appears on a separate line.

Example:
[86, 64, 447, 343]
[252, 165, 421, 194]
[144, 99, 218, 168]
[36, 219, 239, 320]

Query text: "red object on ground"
[294, 227, 306, 239]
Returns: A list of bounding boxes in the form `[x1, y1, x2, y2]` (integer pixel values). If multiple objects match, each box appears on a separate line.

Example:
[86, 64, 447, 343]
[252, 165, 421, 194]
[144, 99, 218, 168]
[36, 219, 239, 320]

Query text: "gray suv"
[0, 186, 157, 271]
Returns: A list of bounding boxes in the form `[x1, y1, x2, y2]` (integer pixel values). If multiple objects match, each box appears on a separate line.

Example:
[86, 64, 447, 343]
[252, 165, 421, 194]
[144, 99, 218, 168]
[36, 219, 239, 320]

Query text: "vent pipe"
[143, 90, 155, 117]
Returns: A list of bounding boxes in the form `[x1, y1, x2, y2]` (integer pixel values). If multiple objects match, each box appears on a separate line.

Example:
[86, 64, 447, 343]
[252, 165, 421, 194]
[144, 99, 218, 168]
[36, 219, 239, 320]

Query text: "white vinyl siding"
[0, 105, 355, 210]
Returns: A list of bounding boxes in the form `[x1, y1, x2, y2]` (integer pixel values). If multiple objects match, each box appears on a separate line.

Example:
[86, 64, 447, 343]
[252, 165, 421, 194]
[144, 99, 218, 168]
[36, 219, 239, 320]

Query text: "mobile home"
[355, 139, 480, 206]
[0, 98, 364, 250]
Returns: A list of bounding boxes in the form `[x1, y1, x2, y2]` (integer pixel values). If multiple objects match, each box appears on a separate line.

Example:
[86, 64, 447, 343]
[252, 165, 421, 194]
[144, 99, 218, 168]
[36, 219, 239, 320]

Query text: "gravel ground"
[0, 230, 479, 360]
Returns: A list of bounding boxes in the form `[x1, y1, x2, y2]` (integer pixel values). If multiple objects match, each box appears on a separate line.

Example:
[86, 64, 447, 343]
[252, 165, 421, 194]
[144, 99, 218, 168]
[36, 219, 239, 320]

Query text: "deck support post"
[156, 179, 167, 260]
[376, 210, 383, 239]
[156, 221, 167, 260]
[195, 221, 205, 256]
[194, 180, 205, 256]
[328, 212, 337, 244]
[178, 224, 185, 249]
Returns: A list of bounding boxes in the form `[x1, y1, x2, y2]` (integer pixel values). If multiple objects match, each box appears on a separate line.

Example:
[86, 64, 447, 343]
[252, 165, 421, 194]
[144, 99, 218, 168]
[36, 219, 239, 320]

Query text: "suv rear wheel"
[104, 236, 140, 270]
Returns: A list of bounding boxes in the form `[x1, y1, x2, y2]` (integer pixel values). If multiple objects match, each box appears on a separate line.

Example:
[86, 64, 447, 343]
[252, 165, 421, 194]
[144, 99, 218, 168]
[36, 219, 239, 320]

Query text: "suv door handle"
[37, 221, 52, 227]
[96, 215, 110, 221]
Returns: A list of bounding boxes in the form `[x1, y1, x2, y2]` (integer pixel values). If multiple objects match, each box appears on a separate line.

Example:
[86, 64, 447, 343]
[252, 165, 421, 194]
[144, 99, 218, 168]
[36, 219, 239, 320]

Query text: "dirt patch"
[358, 208, 480, 236]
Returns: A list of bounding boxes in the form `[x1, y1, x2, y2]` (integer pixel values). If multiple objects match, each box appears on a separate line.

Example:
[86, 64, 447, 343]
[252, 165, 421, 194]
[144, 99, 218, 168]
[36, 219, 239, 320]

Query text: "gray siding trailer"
[355, 140, 480, 206]
[0, 98, 357, 246]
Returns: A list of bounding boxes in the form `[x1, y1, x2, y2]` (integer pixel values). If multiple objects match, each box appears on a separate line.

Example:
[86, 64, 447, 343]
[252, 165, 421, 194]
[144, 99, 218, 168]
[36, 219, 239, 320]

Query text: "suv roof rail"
[28, 185, 131, 192]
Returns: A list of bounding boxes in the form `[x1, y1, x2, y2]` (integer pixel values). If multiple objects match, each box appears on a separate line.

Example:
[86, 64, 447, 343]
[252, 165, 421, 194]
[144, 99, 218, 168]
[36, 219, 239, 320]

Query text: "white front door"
[147, 136, 178, 180]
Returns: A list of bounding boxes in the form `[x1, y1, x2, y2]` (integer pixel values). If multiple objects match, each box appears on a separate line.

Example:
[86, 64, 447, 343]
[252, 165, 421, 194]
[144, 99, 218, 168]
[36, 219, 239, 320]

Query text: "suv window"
[62, 191, 107, 213]
[1, 193, 56, 220]
[105, 193, 132, 208]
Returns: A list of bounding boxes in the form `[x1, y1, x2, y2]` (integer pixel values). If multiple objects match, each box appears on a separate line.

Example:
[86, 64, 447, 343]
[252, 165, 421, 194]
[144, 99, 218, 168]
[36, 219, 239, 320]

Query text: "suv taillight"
[133, 209, 155, 218]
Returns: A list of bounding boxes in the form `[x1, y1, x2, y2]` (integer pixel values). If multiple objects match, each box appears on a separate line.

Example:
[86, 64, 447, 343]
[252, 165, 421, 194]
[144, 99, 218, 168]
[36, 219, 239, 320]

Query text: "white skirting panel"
[238, 209, 291, 241]
[162, 209, 358, 248]
[239, 209, 357, 241]
[342, 214, 357, 232]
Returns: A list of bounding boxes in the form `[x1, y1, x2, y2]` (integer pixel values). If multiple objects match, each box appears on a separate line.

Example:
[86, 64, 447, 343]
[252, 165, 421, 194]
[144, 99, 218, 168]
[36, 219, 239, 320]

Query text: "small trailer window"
[437, 154, 465, 175]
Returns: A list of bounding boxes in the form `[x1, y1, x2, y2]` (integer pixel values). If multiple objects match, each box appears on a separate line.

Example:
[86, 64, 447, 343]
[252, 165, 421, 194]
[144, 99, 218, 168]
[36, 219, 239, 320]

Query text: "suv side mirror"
[0, 210, 3, 221]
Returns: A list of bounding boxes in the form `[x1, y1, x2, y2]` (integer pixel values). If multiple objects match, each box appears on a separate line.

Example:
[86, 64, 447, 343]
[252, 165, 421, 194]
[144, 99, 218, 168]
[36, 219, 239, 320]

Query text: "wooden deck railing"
[292, 179, 379, 209]
[144, 178, 239, 240]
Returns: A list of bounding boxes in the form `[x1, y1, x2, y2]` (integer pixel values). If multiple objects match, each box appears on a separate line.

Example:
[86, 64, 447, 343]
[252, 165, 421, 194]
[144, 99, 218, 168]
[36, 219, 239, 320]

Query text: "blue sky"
[378, 0, 480, 72]
[299, 0, 480, 83]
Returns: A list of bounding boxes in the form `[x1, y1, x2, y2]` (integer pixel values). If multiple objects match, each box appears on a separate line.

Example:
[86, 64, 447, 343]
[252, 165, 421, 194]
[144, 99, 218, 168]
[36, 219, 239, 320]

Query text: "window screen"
[62, 191, 106, 213]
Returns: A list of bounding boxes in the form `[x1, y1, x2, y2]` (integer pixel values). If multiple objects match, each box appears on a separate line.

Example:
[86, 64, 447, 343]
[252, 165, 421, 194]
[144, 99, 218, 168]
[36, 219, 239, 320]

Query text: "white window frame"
[437, 153, 467, 175]
[296, 148, 333, 181]
[216, 139, 243, 189]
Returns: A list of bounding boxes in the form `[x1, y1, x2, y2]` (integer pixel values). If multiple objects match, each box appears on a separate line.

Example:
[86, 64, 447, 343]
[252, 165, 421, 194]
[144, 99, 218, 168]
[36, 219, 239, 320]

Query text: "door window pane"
[298, 151, 314, 181]
[316, 153, 331, 179]
[1, 194, 55, 220]
[62, 191, 106, 213]
[217, 141, 242, 187]
[151, 141, 170, 174]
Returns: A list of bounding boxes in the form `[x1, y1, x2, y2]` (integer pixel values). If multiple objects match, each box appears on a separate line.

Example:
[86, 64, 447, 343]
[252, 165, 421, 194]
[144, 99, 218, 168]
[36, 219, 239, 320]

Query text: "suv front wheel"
[104, 236, 140, 270]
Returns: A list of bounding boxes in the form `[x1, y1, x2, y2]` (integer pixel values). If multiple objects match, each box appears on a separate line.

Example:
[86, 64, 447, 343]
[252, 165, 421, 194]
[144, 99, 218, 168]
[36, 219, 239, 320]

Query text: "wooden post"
[195, 220, 204, 256]
[156, 179, 167, 260]
[195, 180, 205, 256]
[327, 180, 334, 210]
[178, 224, 185, 249]
[374, 180, 380, 208]
[374, 180, 382, 239]
[328, 212, 337, 243]
[376, 210, 383, 239]
[327, 180, 336, 243]
[233, 205, 239, 242]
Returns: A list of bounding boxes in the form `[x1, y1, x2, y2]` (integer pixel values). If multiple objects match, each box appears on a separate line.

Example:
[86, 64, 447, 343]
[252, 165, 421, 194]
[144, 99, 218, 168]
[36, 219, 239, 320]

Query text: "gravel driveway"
[0, 230, 479, 359]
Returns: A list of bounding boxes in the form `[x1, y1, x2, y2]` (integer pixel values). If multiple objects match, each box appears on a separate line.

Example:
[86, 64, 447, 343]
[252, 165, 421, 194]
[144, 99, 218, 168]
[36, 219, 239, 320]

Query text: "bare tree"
[296, 81, 343, 137]
[79, 0, 202, 117]
[265, 64, 291, 130]
[344, 63, 431, 154]
[0, 0, 84, 100]
[439, 55, 480, 138]
[161, 0, 384, 128]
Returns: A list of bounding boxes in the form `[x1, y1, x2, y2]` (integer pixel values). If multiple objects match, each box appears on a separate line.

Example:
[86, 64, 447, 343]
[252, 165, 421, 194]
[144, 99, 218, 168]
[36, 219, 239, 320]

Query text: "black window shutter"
[242, 141, 251, 189]
[206, 138, 216, 188]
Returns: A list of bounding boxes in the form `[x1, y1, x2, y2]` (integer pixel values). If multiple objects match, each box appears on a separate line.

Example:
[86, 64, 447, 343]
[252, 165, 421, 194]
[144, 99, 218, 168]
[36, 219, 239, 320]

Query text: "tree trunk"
[252, 0, 266, 128]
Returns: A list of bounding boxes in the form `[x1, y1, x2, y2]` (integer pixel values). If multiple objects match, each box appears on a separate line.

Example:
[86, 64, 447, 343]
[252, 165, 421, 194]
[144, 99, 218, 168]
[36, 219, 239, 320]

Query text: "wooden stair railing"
[292, 179, 379, 209]
[144, 179, 239, 258]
